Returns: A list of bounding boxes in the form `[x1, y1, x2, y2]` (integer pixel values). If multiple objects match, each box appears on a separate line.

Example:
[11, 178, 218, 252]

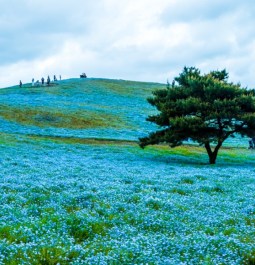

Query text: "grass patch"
[0, 104, 125, 129]
[145, 199, 162, 210]
[180, 177, 195, 184]
[0, 225, 31, 244]
[200, 185, 225, 194]
[127, 195, 141, 204]
[27, 134, 137, 146]
[0, 133, 20, 146]
[67, 215, 113, 243]
[195, 175, 207, 181]
[170, 188, 189, 196]
[243, 250, 255, 265]
[144, 145, 206, 160]
[245, 217, 255, 226]
[90, 79, 164, 97]
[3, 246, 81, 265]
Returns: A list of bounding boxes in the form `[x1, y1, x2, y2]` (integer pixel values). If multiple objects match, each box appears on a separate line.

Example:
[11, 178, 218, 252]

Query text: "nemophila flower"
[1, 98, 255, 264]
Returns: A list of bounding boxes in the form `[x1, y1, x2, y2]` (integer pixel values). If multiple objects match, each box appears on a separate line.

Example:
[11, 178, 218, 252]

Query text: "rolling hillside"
[0, 78, 249, 147]
[0, 78, 165, 142]
[0, 78, 255, 264]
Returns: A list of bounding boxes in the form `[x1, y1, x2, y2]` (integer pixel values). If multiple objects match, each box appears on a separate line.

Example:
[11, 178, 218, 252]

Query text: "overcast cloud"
[0, 0, 255, 88]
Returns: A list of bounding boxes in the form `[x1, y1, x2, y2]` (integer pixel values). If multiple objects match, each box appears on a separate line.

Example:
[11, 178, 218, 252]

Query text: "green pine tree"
[139, 67, 255, 164]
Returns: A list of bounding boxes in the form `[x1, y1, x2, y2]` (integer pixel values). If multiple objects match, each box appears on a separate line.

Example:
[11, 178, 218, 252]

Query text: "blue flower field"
[0, 79, 255, 264]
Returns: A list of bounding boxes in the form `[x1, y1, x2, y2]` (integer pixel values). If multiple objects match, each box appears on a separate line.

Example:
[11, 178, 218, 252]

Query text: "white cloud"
[0, 0, 255, 88]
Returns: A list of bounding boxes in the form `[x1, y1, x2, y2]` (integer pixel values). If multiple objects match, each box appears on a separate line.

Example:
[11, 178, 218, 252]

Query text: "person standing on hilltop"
[19, 80, 22, 88]
[32, 78, 34, 87]
[59, 75, 61, 81]
[54, 75, 57, 82]
[47, 76, 50, 86]
[41, 77, 45, 86]
[248, 137, 255, 149]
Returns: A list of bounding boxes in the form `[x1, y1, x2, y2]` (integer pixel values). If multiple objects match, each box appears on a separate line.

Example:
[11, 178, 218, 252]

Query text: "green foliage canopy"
[139, 67, 255, 164]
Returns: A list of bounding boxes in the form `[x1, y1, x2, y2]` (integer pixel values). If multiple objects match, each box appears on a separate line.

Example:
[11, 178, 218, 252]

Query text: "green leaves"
[139, 66, 255, 164]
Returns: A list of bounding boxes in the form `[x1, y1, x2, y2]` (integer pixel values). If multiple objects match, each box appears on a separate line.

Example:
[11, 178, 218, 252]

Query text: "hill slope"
[0, 78, 250, 147]
[0, 78, 165, 141]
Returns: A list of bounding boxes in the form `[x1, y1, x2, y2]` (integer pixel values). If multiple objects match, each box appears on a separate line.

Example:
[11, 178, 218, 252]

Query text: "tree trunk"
[204, 142, 222, 164]
[209, 152, 217, 164]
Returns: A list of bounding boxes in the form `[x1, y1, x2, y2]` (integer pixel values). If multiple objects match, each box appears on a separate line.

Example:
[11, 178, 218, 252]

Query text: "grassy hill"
[0, 78, 165, 141]
[0, 78, 249, 147]
[0, 78, 255, 264]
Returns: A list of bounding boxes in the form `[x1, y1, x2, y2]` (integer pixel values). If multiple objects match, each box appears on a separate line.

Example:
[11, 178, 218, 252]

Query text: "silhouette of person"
[19, 80, 22, 88]
[41, 77, 45, 85]
[47, 76, 50, 86]
[248, 137, 255, 149]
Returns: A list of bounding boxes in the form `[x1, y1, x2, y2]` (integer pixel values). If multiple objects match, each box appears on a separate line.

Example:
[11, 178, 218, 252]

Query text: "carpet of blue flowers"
[0, 79, 255, 264]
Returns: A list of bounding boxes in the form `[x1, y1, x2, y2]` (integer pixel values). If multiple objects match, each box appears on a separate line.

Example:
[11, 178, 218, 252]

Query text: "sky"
[0, 0, 255, 88]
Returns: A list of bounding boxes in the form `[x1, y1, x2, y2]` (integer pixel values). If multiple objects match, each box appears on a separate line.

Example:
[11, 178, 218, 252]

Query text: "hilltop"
[0, 78, 165, 142]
